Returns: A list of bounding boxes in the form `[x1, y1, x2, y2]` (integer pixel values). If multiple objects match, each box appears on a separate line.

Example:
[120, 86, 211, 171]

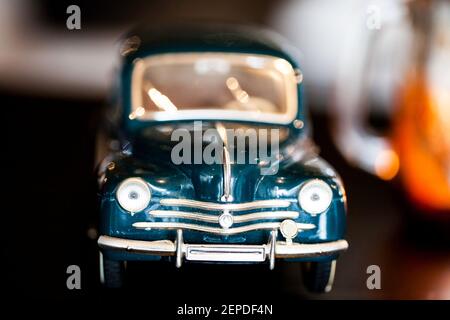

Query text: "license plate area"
[185, 244, 266, 262]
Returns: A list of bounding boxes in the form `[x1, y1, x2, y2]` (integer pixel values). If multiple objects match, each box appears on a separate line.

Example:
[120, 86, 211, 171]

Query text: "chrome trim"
[149, 210, 299, 223]
[234, 211, 299, 223]
[136, 109, 297, 125]
[132, 221, 315, 235]
[293, 119, 304, 129]
[176, 229, 183, 268]
[185, 245, 266, 262]
[274, 240, 348, 258]
[98, 236, 348, 262]
[280, 219, 299, 241]
[99, 251, 105, 285]
[98, 236, 175, 255]
[325, 260, 337, 292]
[269, 230, 277, 270]
[150, 210, 217, 223]
[159, 199, 291, 211]
[221, 146, 232, 202]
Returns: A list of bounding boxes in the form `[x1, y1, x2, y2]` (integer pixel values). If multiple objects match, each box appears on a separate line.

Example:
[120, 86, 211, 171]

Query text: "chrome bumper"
[98, 232, 348, 270]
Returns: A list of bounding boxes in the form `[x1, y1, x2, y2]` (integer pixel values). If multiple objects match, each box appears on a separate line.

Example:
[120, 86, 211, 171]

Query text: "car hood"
[101, 139, 341, 203]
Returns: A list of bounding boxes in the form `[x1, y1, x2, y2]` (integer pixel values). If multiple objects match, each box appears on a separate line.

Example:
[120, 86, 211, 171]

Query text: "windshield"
[130, 53, 298, 124]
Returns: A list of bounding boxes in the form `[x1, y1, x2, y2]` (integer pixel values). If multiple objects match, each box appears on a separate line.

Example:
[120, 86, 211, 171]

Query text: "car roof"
[120, 24, 302, 69]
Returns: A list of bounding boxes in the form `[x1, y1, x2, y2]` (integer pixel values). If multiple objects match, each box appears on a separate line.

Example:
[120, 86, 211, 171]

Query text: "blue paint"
[98, 26, 347, 264]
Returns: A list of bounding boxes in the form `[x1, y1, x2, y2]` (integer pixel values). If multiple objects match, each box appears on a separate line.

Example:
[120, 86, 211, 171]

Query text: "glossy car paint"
[98, 26, 347, 263]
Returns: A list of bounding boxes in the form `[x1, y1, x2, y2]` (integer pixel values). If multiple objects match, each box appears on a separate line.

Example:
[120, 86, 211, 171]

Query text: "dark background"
[2, 0, 450, 305]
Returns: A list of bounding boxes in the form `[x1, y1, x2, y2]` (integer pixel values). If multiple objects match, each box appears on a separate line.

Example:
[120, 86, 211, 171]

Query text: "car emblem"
[218, 211, 234, 229]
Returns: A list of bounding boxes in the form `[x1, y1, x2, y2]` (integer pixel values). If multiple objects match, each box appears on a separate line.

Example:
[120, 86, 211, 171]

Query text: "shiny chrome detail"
[97, 235, 175, 255]
[99, 251, 105, 285]
[325, 260, 337, 293]
[215, 122, 228, 146]
[293, 119, 304, 129]
[218, 211, 234, 229]
[150, 210, 217, 222]
[185, 245, 266, 262]
[149, 210, 299, 223]
[234, 211, 299, 223]
[98, 236, 349, 265]
[133, 221, 315, 235]
[176, 229, 183, 268]
[160, 199, 291, 211]
[274, 240, 348, 258]
[269, 230, 277, 270]
[280, 219, 299, 243]
[221, 146, 233, 202]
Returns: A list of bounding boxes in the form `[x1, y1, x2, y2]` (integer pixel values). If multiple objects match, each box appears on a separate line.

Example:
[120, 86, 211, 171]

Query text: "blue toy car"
[97, 26, 348, 292]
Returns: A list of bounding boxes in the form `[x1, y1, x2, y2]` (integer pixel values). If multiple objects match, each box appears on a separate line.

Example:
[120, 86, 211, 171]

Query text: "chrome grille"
[132, 198, 315, 235]
[159, 199, 291, 211]
[148, 210, 299, 223]
[132, 221, 315, 235]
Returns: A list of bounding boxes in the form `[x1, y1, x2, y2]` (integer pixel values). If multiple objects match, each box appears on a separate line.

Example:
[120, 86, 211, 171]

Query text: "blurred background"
[2, 0, 450, 301]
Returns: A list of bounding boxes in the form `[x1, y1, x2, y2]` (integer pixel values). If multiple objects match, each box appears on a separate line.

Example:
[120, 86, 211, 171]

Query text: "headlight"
[116, 178, 151, 213]
[298, 179, 333, 215]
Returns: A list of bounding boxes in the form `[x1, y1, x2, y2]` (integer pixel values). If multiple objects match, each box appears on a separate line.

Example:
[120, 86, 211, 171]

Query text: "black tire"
[302, 260, 336, 293]
[100, 253, 126, 288]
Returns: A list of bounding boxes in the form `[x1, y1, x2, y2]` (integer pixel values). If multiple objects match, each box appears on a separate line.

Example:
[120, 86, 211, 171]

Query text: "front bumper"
[98, 231, 348, 269]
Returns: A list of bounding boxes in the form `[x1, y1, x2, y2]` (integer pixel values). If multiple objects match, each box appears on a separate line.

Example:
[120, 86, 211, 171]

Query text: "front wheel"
[302, 260, 336, 293]
[99, 252, 126, 288]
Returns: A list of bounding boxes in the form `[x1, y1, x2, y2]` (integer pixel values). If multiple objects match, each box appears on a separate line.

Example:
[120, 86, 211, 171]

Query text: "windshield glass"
[130, 53, 298, 124]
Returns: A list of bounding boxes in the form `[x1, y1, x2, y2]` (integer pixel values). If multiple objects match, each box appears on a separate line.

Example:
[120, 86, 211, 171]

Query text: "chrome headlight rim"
[298, 179, 333, 215]
[116, 177, 151, 213]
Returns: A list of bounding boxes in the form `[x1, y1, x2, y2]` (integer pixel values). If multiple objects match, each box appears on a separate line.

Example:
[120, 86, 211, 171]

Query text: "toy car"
[97, 26, 348, 292]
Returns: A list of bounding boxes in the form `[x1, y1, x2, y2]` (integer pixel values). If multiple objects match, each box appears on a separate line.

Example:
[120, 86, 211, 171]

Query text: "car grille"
[132, 199, 315, 235]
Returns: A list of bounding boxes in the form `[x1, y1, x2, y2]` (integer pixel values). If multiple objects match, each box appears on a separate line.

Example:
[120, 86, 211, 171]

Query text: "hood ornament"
[218, 128, 234, 228]
[221, 146, 233, 202]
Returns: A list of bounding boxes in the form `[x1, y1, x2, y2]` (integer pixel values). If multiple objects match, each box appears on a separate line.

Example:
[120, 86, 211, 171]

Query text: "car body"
[97, 25, 348, 292]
